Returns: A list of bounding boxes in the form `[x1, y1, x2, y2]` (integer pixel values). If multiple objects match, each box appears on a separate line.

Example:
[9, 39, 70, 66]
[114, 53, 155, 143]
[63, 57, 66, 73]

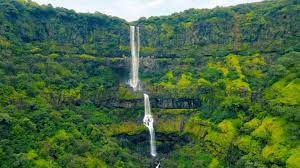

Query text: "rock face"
[152, 98, 201, 109]
[115, 131, 190, 156]
[98, 56, 204, 73]
[100, 98, 201, 109]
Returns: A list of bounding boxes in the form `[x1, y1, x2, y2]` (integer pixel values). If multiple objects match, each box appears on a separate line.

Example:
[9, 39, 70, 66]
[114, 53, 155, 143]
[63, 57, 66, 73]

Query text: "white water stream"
[143, 94, 157, 157]
[129, 26, 140, 91]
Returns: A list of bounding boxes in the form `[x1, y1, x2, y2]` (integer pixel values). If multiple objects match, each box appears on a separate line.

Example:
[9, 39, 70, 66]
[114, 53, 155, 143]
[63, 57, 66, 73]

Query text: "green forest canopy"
[0, 0, 299, 167]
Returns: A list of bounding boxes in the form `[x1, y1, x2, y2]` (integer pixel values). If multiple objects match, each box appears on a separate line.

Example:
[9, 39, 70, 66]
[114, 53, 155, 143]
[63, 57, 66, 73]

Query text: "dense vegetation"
[0, 0, 299, 167]
[137, 0, 299, 58]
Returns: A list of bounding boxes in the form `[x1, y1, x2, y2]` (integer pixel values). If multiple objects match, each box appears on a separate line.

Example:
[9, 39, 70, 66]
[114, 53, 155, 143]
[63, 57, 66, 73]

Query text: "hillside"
[0, 0, 129, 57]
[137, 0, 299, 58]
[0, 0, 299, 167]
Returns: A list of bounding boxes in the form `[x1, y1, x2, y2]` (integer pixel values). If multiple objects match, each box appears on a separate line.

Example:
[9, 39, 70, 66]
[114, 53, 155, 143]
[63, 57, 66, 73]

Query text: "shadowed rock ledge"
[99, 98, 201, 109]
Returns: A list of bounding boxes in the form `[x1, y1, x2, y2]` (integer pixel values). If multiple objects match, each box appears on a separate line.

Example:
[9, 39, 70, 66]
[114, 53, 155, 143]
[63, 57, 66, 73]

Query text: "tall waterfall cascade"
[129, 26, 140, 91]
[143, 94, 157, 157]
[129, 26, 158, 159]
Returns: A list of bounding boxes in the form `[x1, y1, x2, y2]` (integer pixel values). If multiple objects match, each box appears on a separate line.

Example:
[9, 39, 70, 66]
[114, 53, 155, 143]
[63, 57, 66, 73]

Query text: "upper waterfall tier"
[129, 26, 140, 91]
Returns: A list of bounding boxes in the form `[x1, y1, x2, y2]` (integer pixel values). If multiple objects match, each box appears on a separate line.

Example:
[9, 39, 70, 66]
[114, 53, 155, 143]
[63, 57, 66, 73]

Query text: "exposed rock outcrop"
[99, 97, 201, 109]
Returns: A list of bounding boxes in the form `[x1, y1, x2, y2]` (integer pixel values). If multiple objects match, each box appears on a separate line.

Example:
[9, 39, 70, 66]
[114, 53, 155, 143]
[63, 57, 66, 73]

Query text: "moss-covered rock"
[205, 120, 237, 159]
[251, 117, 286, 143]
[107, 122, 145, 136]
[286, 147, 300, 168]
[261, 144, 290, 164]
[156, 116, 183, 133]
[234, 135, 260, 153]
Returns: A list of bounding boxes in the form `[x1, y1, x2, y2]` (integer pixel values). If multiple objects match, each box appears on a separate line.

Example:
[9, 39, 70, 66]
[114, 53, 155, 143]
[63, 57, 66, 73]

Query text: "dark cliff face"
[115, 132, 190, 156]
[96, 56, 206, 73]
[99, 97, 201, 109]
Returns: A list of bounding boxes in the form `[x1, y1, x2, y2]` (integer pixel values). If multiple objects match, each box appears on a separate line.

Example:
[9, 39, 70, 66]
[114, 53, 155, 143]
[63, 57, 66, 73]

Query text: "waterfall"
[143, 94, 157, 157]
[129, 26, 140, 91]
[129, 26, 158, 163]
